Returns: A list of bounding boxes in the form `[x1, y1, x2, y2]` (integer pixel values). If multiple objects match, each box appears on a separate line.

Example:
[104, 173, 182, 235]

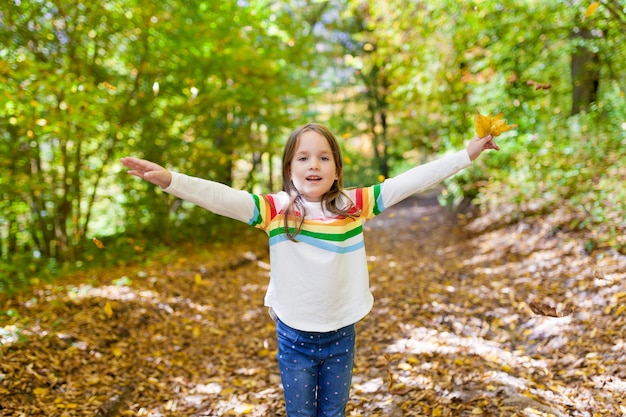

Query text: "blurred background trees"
[1, 0, 624, 293]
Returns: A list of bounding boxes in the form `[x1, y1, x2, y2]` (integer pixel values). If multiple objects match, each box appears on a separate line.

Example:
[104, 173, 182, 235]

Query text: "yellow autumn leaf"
[103, 301, 113, 319]
[227, 404, 254, 414]
[111, 346, 123, 357]
[33, 387, 48, 396]
[194, 273, 203, 285]
[86, 376, 100, 385]
[474, 111, 518, 137]
[491, 113, 515, 135]
[397, 362, 412, 371]
[612, 291, 626, 300]
[192, 325, 201, 338]
[584, 2, 599, 20]
[474, 112, 493, 138]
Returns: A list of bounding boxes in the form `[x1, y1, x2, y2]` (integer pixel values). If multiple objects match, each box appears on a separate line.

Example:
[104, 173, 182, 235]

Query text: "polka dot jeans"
[276, 319, 356, 417]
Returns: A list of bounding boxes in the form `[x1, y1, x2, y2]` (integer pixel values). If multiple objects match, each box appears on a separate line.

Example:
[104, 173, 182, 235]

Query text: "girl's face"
[289, 130, 338, 202]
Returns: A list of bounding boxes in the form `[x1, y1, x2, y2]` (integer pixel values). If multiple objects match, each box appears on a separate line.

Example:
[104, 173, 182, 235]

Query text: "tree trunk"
[570, 28, 600, 116]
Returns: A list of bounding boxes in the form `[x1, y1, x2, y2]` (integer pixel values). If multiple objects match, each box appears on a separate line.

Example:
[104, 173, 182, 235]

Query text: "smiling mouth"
[306, 176, 322, 181]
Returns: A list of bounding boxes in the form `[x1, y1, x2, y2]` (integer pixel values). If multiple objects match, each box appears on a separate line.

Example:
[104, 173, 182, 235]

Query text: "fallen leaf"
[192, 325, 201, 338]
[103, 301, 113, 319]
[528, 298, 575, 317]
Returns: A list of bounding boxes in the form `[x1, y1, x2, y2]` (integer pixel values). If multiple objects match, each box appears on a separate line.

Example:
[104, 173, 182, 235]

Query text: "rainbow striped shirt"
[164, 150, 471, 331]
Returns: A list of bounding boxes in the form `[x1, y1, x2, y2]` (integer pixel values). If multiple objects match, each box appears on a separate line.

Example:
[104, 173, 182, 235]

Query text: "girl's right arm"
[121, 157, 172, 188]
[121, 157, 258, 225]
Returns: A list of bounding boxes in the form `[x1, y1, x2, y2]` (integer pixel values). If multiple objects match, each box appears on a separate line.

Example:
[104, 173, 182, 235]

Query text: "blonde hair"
[279, 123, 360, 241]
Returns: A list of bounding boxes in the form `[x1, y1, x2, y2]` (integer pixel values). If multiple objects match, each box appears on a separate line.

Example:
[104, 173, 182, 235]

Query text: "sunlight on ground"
[0, 324, 20, 345]
[378, 323, 625, 417]
[133, 381, 282, 417]
[387, 325, 549, 372]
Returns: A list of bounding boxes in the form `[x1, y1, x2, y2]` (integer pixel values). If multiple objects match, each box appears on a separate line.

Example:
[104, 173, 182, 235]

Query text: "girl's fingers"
[121, 157, 162, 173]
[121, 157, 171, 187]
[479, 135, 498, 151]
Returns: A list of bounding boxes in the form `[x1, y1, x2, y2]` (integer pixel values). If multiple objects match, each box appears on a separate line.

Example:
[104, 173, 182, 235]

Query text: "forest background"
[1, 0, 625, 293]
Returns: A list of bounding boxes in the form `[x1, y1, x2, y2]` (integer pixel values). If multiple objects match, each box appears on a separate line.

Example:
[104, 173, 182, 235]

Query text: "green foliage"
[334, 0, 625, 253]
[0, 0, 320, 289]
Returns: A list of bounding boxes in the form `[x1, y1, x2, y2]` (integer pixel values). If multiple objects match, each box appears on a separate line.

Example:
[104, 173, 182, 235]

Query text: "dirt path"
[1, 194, 624, 416]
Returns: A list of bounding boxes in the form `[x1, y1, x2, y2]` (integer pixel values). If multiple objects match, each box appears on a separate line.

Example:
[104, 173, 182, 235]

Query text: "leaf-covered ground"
[1, 193, 625, 417]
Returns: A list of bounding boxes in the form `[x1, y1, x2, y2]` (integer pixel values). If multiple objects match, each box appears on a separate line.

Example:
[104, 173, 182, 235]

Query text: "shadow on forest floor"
[1, 193, 625, 416]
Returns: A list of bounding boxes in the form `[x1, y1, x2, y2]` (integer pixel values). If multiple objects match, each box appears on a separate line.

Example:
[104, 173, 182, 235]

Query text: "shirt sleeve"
[380, 149, 472, 209]
[162, 171, 258, 225]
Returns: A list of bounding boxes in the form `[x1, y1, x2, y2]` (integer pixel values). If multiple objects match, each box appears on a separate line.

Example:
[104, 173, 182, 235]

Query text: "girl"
[121, 123, 498, 417]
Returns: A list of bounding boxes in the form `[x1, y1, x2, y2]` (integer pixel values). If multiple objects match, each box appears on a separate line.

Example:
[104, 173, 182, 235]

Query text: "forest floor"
[1, 192, 625, 417]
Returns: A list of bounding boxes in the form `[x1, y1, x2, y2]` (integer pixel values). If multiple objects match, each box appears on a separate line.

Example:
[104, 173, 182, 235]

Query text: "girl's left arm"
[380, 135, 498, 209]
[380, 150, 471, 208]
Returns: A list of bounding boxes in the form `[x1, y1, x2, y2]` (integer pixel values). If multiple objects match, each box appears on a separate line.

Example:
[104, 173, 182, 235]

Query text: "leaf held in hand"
[474, 112, 518, 137]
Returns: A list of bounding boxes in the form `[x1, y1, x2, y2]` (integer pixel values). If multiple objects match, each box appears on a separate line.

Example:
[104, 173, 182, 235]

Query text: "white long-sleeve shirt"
[163, 150, 472, 332]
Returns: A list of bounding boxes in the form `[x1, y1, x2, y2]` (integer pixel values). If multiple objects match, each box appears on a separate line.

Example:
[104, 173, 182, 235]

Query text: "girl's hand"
[121, 157, 173, 188]
[466, 134, 499, 161]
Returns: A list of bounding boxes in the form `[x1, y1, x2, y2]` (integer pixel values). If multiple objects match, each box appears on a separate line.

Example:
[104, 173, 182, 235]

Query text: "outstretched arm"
[378, 134, 499, 209]
[120, 157, 173, 188]
[121, 156, 261, 226]
[466, 134, 499, 161]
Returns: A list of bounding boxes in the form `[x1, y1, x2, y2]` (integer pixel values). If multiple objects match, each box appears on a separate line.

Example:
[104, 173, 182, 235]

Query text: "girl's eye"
[321, 156, 330, 161]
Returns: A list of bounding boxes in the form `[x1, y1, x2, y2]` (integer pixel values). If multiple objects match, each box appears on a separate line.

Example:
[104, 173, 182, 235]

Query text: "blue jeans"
[276, 319, 356, 417]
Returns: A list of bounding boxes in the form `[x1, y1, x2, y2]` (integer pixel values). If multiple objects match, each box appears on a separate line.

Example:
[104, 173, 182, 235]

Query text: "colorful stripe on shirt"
[355, 184, 384, 219]
[267, 215, 364, 253]
[248, 194, 276, 228]
[251, 185, 385, 253]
